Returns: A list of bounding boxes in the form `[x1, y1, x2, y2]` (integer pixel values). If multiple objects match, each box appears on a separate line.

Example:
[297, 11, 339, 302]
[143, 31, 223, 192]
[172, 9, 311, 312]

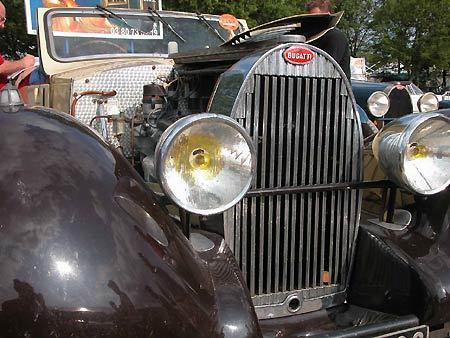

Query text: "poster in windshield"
[25, 0, 163, 36]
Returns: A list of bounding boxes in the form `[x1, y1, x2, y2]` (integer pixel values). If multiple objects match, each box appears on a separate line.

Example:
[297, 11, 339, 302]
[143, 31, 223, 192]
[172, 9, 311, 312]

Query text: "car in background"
[352, 79, 413, 120]
[351, 79, 450, 120]
[392, 81, 450, 112]
[350, 58, 450, 121]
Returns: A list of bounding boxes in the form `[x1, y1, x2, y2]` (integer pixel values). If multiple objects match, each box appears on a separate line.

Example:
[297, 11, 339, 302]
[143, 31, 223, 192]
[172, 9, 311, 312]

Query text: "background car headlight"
[155, 113, 255, 215]
[418, 92, 439, 112]
[373, 113, 450, 195]
[367, 91, 390, 117]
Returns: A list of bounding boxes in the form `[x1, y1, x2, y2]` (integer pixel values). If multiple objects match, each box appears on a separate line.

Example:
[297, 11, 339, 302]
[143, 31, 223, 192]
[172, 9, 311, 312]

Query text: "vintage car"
[351, 79, 450, 121]
[1, 6, 450, 338]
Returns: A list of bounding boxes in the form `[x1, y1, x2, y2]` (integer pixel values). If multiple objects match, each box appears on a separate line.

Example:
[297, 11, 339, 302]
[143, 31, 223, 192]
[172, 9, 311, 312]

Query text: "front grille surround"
[211, 44, 363, 319]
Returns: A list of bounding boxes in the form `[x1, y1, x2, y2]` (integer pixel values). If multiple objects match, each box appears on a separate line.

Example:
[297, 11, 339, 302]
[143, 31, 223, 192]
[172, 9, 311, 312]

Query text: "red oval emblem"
[219, 14, 240, 31]
[283, 46, 316, 65]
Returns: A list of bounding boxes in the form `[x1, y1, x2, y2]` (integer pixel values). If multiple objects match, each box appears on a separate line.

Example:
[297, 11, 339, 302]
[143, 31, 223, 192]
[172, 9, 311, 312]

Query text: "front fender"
[0, 106, 259, 337]
[349, 187, 450, 326]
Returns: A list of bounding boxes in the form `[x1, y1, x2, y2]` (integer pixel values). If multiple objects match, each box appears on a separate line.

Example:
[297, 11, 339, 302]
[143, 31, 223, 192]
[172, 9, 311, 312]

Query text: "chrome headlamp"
[155, 113, 255, 215]
[367, 91, 390, 117]
[373, 113, 450, 195]
[418, 92, 439, 112]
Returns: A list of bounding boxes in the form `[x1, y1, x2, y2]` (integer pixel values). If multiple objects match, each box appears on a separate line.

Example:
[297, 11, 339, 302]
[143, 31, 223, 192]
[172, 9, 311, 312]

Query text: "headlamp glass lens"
[418, 92, 439, 112]
[368, 91, 389, 117]
[159, 116, 253, 215]
[403, 117, 450, 194]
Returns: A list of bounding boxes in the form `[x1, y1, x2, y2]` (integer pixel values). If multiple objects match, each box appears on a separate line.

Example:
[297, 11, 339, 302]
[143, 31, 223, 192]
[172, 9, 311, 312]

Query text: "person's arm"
[0, 54, 35, 77]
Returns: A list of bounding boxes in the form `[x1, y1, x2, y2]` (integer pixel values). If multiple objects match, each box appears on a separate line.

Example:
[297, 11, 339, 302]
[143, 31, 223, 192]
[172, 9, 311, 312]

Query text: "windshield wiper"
[196, 12, 226, 42]
[95, 5, 149, 36]
[148, 9, 186, 43]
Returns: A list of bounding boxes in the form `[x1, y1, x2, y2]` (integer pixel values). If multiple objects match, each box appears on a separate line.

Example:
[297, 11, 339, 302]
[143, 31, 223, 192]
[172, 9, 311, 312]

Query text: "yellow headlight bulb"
[408, 142, 429, 159]
[189, 148, 211, 169]
[169, 133, 224, 182]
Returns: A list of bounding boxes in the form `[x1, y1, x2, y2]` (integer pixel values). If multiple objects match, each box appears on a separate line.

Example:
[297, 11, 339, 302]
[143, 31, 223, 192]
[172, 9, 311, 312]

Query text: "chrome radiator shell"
[208, 44, 363, 319]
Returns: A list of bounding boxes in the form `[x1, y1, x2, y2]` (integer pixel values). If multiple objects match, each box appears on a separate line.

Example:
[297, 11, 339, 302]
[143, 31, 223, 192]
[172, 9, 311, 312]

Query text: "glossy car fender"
[0, 107, 260, 337]
[350, 186, 450, 326]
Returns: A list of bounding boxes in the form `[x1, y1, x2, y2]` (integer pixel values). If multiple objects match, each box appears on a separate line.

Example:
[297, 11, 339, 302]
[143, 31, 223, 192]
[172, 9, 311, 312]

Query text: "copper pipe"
[70, 90, 117, 117]
[89, 115, 110, 127]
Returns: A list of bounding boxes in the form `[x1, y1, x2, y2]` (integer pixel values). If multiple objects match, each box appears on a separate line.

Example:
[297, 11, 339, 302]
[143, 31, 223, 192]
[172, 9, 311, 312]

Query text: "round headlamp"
[418, 92, 439, 112]
[155, 113, 255, 215]
[373, 113, 450, 195]
[367, 91, 390, 117]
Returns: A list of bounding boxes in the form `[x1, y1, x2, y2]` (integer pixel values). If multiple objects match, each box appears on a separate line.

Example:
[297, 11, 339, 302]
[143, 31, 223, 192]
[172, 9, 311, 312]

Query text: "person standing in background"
[305, 0, 351, 79]
[0, 1, 36, 89]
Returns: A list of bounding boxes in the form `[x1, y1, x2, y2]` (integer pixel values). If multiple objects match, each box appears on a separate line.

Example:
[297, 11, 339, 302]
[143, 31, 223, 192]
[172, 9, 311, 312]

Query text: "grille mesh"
[225, 74, 361, 304]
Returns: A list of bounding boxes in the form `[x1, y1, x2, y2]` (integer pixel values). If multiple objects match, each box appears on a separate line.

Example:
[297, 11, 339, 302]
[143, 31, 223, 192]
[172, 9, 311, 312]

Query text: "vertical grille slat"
[250, 75, 261, 296]
[244, 94, 252, 294]
[329, 79, 340, 282]
[334, 79, 347, 283]
[286, 77, 294, 290]
[275, 76, 284, 292]
[321, 79, 333, 287]
[279, 78, 289, 292]
[224, 50, 362, 317]
[312, 80, 319, 289]
[257, 75, 270, 295]
[294, 78, 303, 289]
[317, 79, 326, 288]
[348, 113, 359, 267]
[235, 199, 242, 268]
[341, 96, 352, 284]
[302, 78, 311, 288]
[267, 76, 277, 294]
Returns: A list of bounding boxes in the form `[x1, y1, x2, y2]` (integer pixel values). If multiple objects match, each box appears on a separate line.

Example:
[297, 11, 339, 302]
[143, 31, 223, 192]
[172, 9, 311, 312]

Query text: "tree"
[163, 0, 308, 27]
[370, 0, 450, 87]
[334, 0, 376, 56]
[0, 0, 37, 59]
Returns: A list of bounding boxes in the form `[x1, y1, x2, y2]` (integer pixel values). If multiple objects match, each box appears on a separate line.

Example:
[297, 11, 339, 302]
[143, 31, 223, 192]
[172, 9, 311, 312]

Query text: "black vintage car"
[1, 7, 450, 338]
[351, 79, 450, 121]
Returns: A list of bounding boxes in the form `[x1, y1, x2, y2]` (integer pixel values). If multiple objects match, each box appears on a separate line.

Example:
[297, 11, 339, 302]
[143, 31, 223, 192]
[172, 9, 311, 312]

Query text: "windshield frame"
[406, 83, 423, 95]
[43, 8, 241, 63]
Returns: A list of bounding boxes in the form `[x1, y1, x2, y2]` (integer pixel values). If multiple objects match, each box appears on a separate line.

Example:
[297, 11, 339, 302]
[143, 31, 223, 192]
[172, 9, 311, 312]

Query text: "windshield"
[44, 9, 242, 62]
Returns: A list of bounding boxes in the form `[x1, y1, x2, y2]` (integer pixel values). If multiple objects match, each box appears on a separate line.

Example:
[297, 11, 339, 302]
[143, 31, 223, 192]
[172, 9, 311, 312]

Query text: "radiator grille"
[225, 74, 361, 309]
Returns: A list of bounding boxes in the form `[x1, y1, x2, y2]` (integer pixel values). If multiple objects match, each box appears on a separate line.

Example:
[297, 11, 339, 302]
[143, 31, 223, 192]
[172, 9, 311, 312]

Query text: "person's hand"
[20, 54, 36, 69]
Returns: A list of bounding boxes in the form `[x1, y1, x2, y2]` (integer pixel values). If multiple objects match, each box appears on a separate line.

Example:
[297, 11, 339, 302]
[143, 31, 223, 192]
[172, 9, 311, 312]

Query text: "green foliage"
[0, 0, 37, 59]
[335, 0, 376, 55]
[163, 0, 308, 27]
[1, 0, 448, 87]
[370, 0, 450, 86]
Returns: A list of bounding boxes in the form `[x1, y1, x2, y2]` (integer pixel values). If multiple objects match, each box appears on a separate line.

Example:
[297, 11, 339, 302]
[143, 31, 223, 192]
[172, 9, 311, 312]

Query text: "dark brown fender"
[0, 106, 260, 337]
